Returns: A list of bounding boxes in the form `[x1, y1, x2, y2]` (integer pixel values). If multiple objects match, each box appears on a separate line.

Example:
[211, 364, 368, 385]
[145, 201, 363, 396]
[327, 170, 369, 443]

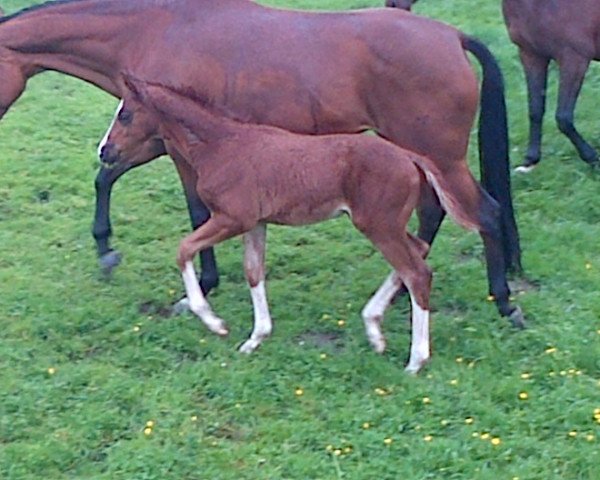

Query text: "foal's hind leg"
[364, 232, 432, 374]
[177, 216, 245, 335]
[239, 224, 273, 354]
[555, 54, 598, 165]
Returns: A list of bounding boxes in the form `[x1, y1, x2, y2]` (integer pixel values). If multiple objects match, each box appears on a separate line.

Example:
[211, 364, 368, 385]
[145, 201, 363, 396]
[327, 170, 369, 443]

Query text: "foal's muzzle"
[99, 143, 120, 166]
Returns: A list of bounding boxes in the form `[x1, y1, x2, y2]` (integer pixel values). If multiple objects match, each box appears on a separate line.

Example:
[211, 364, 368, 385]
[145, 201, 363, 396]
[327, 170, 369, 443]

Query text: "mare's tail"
[411, 155, 479, 234]
[461, 34, 522, 273]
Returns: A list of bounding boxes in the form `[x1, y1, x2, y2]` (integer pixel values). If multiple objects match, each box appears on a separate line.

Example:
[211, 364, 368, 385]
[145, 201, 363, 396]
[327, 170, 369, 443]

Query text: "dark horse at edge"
[0, 0, 523, 325]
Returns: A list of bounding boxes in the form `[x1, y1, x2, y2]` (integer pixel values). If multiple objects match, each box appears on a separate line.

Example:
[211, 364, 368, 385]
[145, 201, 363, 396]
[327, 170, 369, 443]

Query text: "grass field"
[1, 0, 600, 479]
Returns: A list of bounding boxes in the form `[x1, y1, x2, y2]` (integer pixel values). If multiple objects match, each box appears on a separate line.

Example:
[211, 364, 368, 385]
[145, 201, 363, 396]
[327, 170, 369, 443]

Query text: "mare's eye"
[117, 109, 133, 124]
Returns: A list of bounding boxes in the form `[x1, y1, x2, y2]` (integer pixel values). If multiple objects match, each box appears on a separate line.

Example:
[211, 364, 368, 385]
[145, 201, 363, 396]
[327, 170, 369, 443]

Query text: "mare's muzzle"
[99, 143, 120, 166]
[385, 0, 416, 10]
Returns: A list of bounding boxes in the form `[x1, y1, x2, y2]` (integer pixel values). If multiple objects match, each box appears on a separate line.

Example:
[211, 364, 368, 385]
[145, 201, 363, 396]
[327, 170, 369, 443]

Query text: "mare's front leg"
[239, 224, 273, 354]
[174, 160, 220, 295]
[177, 215, 245, 335]
[93, 163, 135, 275]
[516, 49, 549, 171]
[555, 53, 598, 165]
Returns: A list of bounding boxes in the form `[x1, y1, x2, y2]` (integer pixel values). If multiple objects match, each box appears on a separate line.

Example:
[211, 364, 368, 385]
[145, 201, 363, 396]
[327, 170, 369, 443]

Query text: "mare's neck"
[0, 0, 155, 95]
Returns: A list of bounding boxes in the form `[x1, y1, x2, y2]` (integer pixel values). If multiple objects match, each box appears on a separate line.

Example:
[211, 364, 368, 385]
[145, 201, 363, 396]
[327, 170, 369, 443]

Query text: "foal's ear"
[121, 73, 148, 102]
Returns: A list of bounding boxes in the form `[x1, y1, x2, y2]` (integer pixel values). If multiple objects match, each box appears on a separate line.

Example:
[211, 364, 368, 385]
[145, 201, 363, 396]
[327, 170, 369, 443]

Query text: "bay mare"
[103, 78, 484, 374]
[0, 0, 522, 323]
[503, 0, 600, 170]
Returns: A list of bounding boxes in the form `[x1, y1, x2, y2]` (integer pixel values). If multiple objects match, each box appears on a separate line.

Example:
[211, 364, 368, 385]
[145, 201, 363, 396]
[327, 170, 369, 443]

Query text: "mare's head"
[385, 0, 418, 11]
[99, 78, 165, 167]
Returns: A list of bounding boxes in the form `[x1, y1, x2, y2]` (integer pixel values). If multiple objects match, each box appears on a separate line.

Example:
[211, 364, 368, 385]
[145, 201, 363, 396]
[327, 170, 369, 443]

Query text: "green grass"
[1, 0, 600, 479]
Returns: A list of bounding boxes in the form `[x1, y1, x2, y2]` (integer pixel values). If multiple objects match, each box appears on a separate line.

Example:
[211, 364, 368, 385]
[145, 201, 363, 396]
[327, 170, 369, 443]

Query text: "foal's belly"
[265, 201, 350, 227]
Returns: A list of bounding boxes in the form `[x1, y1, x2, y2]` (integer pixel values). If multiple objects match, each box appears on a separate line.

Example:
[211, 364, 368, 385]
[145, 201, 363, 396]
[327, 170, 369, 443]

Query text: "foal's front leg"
[177, 216, 244, 336]
[239, 224, 273, 354]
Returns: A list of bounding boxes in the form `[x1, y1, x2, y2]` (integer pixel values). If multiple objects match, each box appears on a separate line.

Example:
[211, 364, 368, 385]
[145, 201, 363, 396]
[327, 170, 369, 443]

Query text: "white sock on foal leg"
[361, 271, 400, 353]
[181, 261, 228, 336]
[404, 295, 430, 374]
[239, 280, 273, 354]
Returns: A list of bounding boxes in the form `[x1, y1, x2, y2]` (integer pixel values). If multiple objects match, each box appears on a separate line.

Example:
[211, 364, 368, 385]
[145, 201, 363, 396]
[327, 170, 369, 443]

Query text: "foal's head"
[385, 0, 418, 11]
[99, 81, 164, 167]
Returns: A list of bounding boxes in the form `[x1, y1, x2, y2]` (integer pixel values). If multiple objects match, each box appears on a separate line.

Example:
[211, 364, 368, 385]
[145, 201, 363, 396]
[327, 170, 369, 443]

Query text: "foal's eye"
[117, 109, 133, 124]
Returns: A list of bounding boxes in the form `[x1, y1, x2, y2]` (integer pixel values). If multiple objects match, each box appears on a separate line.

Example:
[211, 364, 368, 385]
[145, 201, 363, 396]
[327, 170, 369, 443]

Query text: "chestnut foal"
[102, 79, 479, 373]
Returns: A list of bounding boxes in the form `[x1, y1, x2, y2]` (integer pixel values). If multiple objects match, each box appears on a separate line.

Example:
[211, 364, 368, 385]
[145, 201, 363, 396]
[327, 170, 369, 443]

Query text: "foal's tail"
[461, 34, 522, 273]
[411, 155, 479, 233]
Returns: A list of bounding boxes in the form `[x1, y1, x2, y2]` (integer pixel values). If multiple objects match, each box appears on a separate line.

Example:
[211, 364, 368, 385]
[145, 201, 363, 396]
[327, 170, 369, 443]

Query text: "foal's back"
[189, 126, 423, 228]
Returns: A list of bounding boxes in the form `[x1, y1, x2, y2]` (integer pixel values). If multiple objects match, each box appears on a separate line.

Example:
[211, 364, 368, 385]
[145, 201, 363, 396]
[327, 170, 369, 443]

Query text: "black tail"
[461, 34, 522, 273]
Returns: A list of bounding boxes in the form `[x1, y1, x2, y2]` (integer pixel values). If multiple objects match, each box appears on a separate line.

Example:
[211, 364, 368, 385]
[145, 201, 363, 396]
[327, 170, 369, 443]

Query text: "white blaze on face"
[97, 100, 124, 158]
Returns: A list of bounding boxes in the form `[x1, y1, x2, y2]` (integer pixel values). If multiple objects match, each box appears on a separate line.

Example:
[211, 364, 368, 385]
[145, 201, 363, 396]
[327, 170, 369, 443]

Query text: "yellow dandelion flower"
[321, 314, 331, 320]
[487, 295, 495, 302]
[465, 417, 474, 425]
[295, 388, 304, 397]
[545, 347, 557, 354]
[47, 367, 56, 375]
[168, 288, 177, 296]
[560, 370, 567, 376]
[191, 415, 198, 422]
[362, 422, 371, 430]
[594, 408, 600, 415]
[480, 433, 490, 440]
[333, 449, 342, 456]
[326, 445, 333, 452]
[597, 329, 600, 335]
[491, 437, 501, 446]
[440, 419, 449, 426]
[383, 437, 393, 445]
[337, 320, 346, 327]
[423, 435, 433, 442]
[456, 357, 464, 363]
[568, 430, 578, 438]
[343, 446, 353, 454]
[575, 370, 582, 376]
[518, 391, 529, 400]
[586, 434, 595, 442]
[422, 397, 431, 404]
[199, 338, 206, 344]
[320, 353, 327, 360]
[472, 432, 480, 438]
[585, 262, 592, 270]
[146, 420, 154, 428]
[133, 325, 141, 332]
[520, 372, 531, 380]
[143, 427, 152, 436]
[449, 379, 458, 386]
[374, 387, 388, 396]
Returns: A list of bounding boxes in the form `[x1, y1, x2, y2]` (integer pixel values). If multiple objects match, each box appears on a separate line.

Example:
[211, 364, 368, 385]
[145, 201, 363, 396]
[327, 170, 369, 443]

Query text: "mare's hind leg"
[239, 224, 273, 354]
[516, 49, 549, 171]
[443, 166, 524, 327]
[177, 215, 245, 335]
[555, 54, 598, 165]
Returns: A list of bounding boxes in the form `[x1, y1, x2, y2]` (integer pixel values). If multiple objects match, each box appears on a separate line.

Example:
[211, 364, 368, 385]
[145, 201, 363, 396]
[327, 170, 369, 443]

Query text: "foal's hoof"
[514, 163, 537, 174]
[239, 338, 262, 354]
[99, 250, 122, 276]
[404, 358, 429, 375]
[509, 306, 526, 329]
[172, 297, 190, 315]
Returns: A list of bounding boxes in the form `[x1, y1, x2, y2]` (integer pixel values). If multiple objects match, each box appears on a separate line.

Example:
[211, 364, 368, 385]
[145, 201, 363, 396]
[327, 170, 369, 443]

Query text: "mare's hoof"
[99, 250, 122, 276]
[200, 275, 219, 296]
[172, 297, 190, 315]
[509, 306, 526, 329]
